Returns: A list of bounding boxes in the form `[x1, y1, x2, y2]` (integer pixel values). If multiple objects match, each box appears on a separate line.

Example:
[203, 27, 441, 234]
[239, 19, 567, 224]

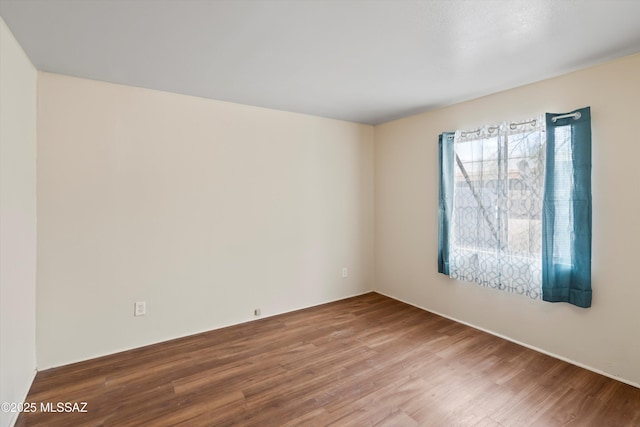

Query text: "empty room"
[1, 0, 640, 426]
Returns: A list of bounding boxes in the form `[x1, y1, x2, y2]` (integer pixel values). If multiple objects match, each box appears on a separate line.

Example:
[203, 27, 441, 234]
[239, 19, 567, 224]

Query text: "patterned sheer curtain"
[449, 117, 545, 299]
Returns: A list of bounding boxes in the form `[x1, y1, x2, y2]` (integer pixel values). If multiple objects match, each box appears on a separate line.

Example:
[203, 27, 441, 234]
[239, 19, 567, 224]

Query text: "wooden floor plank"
[16, 292, 640, 426]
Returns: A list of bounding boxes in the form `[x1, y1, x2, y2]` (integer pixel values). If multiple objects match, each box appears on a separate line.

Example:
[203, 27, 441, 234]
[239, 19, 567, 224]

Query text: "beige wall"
[375, 53, 640, 387]
[37, 73, 374, 368]
[0, 17, 38, 427]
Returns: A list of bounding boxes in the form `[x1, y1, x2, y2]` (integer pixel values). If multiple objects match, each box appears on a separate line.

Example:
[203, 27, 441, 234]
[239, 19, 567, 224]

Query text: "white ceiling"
[2, 0, 640, 125]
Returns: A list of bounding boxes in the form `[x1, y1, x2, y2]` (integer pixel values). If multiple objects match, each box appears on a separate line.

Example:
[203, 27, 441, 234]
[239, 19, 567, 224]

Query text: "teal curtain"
[542, 107, 592, 308]
[438, 132, 455, 275]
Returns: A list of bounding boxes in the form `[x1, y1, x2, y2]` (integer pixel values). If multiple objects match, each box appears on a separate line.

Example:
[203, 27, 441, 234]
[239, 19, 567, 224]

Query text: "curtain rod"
[460, 118, 537, 137]
[551, 112, 581, 122]
[459, 112, 580, 138]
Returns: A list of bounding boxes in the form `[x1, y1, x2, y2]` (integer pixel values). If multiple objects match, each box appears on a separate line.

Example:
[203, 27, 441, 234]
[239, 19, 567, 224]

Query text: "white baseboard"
[39, 288, 375, 371]
[7, 368, 37, 427]
[375, 290, 640, 390]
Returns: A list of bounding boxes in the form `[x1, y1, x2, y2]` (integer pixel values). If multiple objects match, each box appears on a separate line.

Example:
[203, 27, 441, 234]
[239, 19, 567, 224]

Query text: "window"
[438, 107, 592, 308]
[450, 118, 545, 298]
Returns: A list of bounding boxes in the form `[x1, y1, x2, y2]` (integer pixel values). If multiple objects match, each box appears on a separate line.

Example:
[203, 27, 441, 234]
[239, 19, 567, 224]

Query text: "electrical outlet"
[342, 267, 348, 278]
[134, 301, 146, 317]
[254, 308, 261, 316]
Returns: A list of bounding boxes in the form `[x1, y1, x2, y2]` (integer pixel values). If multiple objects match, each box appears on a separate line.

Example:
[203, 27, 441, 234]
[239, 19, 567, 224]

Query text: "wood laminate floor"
[16, 292, 640, 426]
